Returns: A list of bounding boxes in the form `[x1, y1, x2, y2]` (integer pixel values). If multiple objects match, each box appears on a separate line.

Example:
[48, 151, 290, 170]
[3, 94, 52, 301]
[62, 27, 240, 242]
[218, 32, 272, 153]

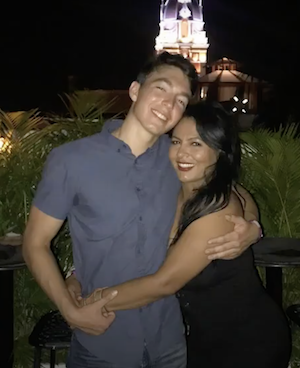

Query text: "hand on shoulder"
[205, 192, 260, 260]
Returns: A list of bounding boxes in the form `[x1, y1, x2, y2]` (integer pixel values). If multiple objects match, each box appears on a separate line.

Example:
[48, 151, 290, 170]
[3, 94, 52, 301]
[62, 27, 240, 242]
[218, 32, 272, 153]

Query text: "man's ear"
[129, 81, 141, 102]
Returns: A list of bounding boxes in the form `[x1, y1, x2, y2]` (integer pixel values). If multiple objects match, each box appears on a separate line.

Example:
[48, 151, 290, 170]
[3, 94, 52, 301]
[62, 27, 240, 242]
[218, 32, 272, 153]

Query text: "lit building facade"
[155, 0, 209, 76]
[199, 57, 270, 113]
[75, 0, 269, 119]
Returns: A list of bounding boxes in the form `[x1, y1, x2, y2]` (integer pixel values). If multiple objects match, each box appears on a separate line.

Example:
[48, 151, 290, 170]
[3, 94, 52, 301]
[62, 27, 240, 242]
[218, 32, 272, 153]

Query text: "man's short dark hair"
[136, 52, 198, 96]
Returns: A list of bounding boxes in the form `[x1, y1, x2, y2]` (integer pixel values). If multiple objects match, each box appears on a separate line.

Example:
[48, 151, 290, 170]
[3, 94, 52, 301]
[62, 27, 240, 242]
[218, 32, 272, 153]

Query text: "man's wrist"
[62, 304, 80, 326]
[59, 295, 80, 324]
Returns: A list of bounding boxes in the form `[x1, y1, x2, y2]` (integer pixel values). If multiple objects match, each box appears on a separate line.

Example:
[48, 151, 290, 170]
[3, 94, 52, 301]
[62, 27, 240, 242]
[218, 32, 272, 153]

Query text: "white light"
[242, 109, 246, 113]
[0, 138, 4, 150]
[233, 96, 239, 102]
[179, 5, 191, 18]
[232, 107, 238, 113]
[242, 99, 248, 104]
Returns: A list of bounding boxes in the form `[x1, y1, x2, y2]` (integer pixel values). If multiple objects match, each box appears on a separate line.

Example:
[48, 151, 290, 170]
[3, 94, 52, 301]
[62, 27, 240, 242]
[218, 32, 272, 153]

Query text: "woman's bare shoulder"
[187, 192, 244, 237]
[227, 191, 244, 216]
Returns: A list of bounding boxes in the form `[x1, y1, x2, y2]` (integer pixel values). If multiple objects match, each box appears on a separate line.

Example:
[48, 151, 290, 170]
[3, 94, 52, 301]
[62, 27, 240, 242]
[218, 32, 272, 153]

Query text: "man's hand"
[64, 290, 118, 335]
[205, 215, 260, 260]
[66, 274, 82, 307]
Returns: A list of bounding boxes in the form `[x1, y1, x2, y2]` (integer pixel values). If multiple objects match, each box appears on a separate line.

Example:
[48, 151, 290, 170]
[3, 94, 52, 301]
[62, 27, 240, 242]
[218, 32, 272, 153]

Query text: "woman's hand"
[80, 288, 103, 305]
[80, 288, 111, 315]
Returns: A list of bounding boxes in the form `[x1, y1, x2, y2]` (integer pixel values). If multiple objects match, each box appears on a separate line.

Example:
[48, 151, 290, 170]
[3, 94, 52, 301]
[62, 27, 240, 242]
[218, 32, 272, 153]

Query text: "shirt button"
[139, 216, 143, 221]
[136, 187, 141, 192]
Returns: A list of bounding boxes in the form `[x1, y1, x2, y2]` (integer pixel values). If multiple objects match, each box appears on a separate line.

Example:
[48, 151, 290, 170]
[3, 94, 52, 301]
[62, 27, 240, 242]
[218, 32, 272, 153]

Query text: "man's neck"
[113, 115, 159, 157]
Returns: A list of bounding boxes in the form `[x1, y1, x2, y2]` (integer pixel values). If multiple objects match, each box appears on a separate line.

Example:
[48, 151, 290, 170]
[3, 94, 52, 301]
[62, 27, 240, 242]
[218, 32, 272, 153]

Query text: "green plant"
[241, 125, 300, 367]
[0, 93, 115, 367]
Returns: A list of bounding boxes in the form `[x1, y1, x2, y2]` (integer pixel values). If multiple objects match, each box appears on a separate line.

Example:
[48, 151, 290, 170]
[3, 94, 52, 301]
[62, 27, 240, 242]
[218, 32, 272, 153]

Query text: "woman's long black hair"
[172, 101, 241, 244]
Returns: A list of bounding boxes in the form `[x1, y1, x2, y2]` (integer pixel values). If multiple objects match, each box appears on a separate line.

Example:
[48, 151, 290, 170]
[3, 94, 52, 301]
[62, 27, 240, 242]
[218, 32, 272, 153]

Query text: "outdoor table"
[0, 240, 25, 368]
[252, 237, 300, 307]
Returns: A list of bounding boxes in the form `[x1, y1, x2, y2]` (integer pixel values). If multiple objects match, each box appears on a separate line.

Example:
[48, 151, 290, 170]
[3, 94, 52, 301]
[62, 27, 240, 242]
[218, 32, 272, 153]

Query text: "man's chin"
[146, 124, 167, 137]
[147, 120, 175, 136]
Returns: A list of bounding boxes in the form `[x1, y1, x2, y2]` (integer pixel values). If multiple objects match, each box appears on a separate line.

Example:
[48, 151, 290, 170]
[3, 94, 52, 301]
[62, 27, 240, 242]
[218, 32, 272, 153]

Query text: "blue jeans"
[66, 336, 187, 368]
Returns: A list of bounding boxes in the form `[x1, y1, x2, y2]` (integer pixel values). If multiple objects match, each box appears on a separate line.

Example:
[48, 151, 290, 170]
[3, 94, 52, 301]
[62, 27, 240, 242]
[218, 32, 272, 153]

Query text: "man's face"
[129, 65, 192, 137]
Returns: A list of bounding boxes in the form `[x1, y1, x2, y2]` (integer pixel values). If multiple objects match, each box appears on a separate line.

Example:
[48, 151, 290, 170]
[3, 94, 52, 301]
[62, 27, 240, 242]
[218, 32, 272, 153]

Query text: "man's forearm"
[23, 246, 76, 318]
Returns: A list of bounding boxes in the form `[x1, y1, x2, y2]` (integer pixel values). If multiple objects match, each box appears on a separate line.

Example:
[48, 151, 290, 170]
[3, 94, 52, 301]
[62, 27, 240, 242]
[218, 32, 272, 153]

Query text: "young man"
[23, 52, 260, 368]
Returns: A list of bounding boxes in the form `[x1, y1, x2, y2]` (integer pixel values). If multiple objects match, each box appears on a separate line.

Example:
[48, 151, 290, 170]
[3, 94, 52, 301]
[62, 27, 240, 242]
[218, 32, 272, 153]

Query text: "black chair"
[286, 304, 300, 328]
[29, 310, 72, 368]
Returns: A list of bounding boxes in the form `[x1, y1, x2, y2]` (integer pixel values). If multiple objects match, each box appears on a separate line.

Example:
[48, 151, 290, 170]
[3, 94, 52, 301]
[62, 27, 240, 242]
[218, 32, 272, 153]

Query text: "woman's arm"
[235, 183, 259, 221]
[205, 185, 261, 260]
[88, 197, 243, 312]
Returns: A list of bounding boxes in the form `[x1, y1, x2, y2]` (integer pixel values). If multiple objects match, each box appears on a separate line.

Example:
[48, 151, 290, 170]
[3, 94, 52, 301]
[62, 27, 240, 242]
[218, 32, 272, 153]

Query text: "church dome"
[163, 0, 202, 21]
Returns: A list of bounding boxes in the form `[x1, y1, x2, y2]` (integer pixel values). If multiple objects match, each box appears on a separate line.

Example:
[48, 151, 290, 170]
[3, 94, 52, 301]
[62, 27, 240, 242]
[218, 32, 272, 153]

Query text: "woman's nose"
[177, 145, 188, 159]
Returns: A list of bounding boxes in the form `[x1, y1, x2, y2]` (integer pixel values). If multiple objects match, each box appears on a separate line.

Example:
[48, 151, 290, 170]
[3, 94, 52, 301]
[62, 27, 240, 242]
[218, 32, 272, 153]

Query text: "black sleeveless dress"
[177, 248, 291, 368]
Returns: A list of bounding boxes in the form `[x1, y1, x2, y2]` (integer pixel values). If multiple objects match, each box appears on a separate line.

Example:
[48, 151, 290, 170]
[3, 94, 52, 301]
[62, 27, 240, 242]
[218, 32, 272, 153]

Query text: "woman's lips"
[177, 163, 195, 172]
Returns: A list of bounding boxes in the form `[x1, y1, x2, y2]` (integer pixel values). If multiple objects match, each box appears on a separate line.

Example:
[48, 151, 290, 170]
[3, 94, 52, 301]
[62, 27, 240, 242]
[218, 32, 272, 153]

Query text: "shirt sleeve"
[33, 147, 75, 220]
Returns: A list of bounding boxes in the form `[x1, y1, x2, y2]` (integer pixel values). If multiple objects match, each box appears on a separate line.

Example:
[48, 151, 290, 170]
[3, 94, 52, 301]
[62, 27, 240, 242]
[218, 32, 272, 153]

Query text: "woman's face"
[169, 117, 218, 185]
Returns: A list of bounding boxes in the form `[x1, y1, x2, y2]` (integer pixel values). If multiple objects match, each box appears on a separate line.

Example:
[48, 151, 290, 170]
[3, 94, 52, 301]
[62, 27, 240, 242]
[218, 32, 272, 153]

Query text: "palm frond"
[58, 91, 117, 122]
[15, 92, 117, 155]
[241, 125, 300, 237]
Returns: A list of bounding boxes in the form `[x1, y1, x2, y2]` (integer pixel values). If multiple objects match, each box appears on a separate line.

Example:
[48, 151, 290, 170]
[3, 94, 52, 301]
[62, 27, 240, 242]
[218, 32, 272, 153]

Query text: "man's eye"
[157, 86, 165, 91]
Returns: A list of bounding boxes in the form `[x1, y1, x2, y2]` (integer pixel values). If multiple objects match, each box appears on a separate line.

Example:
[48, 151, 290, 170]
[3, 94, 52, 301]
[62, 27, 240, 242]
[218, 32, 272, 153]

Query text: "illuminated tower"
[155, 0, 209, 76]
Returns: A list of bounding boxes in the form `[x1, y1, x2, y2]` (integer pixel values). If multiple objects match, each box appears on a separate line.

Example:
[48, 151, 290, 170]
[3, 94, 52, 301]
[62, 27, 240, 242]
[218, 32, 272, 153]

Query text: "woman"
[82, 101, 291, 367]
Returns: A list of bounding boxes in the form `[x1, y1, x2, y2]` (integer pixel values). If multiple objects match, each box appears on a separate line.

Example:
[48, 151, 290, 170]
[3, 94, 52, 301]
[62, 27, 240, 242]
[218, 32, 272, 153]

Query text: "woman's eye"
[192, 142, 201, 146]
[171, 140, 180, 145]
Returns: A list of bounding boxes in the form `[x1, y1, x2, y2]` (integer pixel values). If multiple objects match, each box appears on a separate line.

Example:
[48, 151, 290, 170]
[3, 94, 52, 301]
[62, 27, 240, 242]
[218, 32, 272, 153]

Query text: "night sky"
[0, 0, 299, 112]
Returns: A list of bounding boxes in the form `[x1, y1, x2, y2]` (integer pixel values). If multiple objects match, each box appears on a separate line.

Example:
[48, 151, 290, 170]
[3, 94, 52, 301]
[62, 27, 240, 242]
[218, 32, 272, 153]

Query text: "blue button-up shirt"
[33, 119, 184, 365]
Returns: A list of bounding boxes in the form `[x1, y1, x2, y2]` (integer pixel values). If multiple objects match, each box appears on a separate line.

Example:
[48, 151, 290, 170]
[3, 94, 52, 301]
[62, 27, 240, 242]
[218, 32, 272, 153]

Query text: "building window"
[181, 20, 188, 38]
[200, 86, 208, 99]
[192, 53, 199, 62]
[195, 63, 201, 74]
[199, 53, 207, 63]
